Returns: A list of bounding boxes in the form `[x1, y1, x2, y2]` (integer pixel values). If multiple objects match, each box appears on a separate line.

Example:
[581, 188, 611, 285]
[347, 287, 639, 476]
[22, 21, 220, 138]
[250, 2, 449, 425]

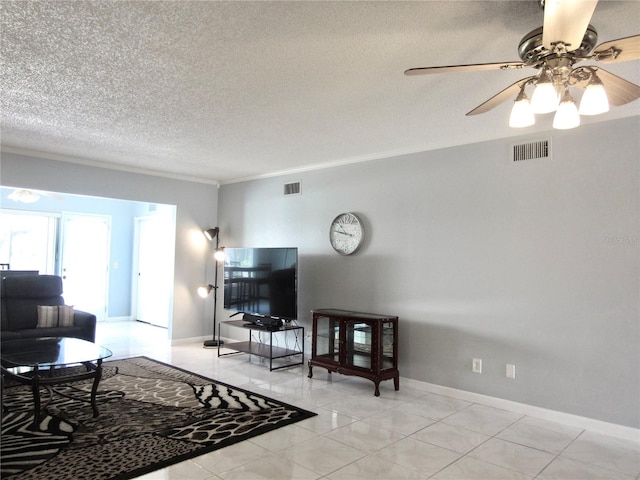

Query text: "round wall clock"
[329, 212, 364, 255]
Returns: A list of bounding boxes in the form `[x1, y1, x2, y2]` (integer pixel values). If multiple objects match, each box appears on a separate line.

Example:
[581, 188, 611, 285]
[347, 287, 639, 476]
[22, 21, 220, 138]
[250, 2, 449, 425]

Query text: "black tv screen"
[223, 247, 298, 320]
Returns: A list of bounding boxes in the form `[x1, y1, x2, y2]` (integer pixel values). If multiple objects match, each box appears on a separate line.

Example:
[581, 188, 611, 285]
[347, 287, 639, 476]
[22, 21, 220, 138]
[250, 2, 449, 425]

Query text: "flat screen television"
[223, 247, 298, 321]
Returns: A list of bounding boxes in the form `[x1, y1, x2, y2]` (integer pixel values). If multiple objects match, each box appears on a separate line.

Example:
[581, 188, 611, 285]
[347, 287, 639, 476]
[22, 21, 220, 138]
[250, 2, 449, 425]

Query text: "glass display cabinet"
[308, 309, 399, 396]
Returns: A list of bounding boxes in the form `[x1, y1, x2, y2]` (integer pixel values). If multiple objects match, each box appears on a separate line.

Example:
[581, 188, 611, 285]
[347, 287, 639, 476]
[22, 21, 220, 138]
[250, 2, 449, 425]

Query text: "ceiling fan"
[7, 188, 64, 204]
[405, 0, 640, 129]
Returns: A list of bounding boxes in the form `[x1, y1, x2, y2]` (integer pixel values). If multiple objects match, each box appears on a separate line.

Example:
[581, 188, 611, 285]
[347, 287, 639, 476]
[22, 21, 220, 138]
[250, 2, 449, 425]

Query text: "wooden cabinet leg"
[394, 374, 399, 391]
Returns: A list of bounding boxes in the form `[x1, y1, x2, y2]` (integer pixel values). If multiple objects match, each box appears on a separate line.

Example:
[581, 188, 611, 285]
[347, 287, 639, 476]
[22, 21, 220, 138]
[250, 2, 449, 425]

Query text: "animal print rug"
[1, 356, 315, 479]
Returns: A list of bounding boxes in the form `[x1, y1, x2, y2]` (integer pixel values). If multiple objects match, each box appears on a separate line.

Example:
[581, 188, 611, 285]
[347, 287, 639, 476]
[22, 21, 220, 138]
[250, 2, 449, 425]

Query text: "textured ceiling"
[1, 1, 639, 184]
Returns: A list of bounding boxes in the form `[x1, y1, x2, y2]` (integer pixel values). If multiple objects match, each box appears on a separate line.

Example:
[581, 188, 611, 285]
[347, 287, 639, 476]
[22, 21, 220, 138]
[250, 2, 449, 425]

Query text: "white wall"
[218, 116, 640, 428]
[0, 152, 218, 341]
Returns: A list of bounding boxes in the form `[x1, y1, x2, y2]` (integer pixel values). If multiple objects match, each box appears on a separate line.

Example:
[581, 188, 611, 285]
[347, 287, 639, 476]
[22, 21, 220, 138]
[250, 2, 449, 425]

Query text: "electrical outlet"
[506, 364, 516, 379]
[472, 358, 482, 374]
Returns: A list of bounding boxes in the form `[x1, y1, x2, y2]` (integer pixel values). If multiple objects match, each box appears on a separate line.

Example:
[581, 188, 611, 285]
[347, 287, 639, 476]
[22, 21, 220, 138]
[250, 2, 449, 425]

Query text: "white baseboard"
[171, 336, 209, 346]
[171, 335, 232, 346]
[104, 316, 133, 322]
[400, 377, 640, 444]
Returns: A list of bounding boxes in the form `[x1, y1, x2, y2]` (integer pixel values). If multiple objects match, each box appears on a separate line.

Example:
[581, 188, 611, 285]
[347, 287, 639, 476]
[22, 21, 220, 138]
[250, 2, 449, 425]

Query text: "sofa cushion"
[36, 305, 75, 328]
[37, 305, 59, 328]
[57, 305, 75, 326]
[17, 327, 88, 341]
[0, 330, 21, 342]
[3, 275, 62, 298]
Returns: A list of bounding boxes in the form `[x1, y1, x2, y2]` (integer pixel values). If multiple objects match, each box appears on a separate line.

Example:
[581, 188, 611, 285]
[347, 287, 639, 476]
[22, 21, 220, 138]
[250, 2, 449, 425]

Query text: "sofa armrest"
[73, 310, 97, 342]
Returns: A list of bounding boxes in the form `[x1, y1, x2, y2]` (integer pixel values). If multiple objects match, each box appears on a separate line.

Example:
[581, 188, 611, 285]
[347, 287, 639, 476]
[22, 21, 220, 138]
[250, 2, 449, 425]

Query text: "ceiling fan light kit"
[553, 89, 581, 130]
[8, 189, 40, 204]
[529, 73, 560, 114]
[512, 65, 610, 129]
[578, 75, 609, 115]
[508, 88, 535, 128]
[405, 0, 639, 132]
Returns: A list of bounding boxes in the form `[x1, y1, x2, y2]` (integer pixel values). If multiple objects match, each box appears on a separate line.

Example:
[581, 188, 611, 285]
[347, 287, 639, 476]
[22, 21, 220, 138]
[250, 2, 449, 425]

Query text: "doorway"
[60, 213, 111, 322]
[133, 214, 175, 328]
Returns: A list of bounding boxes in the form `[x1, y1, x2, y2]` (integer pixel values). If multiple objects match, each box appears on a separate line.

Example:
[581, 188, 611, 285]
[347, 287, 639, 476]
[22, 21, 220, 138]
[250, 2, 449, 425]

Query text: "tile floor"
[96, 321, 640, 480]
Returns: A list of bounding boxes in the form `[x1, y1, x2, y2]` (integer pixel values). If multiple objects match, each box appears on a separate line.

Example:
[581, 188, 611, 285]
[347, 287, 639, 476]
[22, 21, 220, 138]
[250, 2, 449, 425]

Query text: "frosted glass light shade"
[197, 286, 211, 298]
[509, 96, 535, 128]
[8, 189, 40, 203]
[579, 83, 609, 115]
[553, 95, 580, 129]
[213, 248, 225, 261]
[531, 82, 559, 113]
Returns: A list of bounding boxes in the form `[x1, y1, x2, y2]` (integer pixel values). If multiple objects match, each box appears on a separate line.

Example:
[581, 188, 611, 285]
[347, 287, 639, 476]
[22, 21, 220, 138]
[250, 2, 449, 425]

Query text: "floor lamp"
[200, 227, 225, 348]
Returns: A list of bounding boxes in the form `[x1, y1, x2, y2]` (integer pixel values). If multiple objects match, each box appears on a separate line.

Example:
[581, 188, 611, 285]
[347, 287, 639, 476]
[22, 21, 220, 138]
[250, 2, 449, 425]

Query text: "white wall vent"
[512, 139, 550, 162]
[284, 181, 301, 196]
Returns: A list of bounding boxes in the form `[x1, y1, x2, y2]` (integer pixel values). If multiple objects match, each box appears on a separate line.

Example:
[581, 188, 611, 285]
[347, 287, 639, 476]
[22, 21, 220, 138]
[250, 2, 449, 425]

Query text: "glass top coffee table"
[1, 337, 112, 427]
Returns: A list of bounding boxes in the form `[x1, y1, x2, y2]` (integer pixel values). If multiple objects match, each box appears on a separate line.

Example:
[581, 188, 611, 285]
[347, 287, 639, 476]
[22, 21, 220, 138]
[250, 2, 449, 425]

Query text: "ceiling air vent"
[512, 139, 550, 162]
[283, 181, 301, 196]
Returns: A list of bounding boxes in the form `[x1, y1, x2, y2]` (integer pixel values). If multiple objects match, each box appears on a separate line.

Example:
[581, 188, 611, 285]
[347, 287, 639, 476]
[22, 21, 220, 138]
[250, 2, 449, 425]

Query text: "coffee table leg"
[32, 366, 41, 427]
[90, 359, 103, 417]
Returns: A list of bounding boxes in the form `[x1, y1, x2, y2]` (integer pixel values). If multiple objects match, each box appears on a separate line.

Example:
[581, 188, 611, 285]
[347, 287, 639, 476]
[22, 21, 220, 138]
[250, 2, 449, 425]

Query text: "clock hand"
[332, 229, 353, 237]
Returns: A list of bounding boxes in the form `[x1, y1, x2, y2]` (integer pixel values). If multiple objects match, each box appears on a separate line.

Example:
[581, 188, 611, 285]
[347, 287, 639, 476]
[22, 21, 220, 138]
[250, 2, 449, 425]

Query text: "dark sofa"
[1, 275, 96, 342]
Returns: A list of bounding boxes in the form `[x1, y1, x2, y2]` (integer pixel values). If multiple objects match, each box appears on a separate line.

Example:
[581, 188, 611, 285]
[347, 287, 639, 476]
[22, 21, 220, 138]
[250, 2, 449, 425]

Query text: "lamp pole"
[203, 228, 224, 348]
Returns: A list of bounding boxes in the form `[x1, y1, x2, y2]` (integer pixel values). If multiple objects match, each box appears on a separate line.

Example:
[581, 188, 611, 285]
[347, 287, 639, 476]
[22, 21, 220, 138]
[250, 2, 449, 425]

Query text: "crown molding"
[1, 146, 220, 188]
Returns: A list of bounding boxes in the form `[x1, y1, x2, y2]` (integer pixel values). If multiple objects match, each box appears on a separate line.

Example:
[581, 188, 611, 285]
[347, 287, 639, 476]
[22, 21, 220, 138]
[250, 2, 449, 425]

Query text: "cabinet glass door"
[345, 321, 372, 370]
[315, 315, 339, 363]
[380, 321, 395, 370]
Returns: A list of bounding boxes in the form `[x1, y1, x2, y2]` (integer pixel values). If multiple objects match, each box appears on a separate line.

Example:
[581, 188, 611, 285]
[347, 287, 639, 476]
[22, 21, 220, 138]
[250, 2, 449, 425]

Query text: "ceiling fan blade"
[404, 62, 524, 76]
[593, 68, 640, 106]
[593, 35, 640, 63]
[542, 0, 598, 51]
[466, 76, 536, 116]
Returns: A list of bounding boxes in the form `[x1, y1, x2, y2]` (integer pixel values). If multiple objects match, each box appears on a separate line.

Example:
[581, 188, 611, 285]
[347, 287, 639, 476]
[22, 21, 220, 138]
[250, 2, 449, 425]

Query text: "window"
[0, 211, 59, 274]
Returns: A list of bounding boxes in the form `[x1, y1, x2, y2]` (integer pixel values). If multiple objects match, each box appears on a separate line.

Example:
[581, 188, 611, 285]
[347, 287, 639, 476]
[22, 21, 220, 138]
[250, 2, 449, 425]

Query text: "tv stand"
[218, 320, 304, 371]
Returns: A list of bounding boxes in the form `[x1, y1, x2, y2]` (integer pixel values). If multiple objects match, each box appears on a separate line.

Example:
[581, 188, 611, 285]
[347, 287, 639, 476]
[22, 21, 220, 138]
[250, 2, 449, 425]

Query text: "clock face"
[329, 212, 364, 255]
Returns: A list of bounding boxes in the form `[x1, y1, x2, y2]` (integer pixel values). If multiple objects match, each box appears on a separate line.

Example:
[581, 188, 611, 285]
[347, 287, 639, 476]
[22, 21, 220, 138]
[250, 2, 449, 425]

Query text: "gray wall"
[218, 116, 639, 428]
[0, 152, 218, 341]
